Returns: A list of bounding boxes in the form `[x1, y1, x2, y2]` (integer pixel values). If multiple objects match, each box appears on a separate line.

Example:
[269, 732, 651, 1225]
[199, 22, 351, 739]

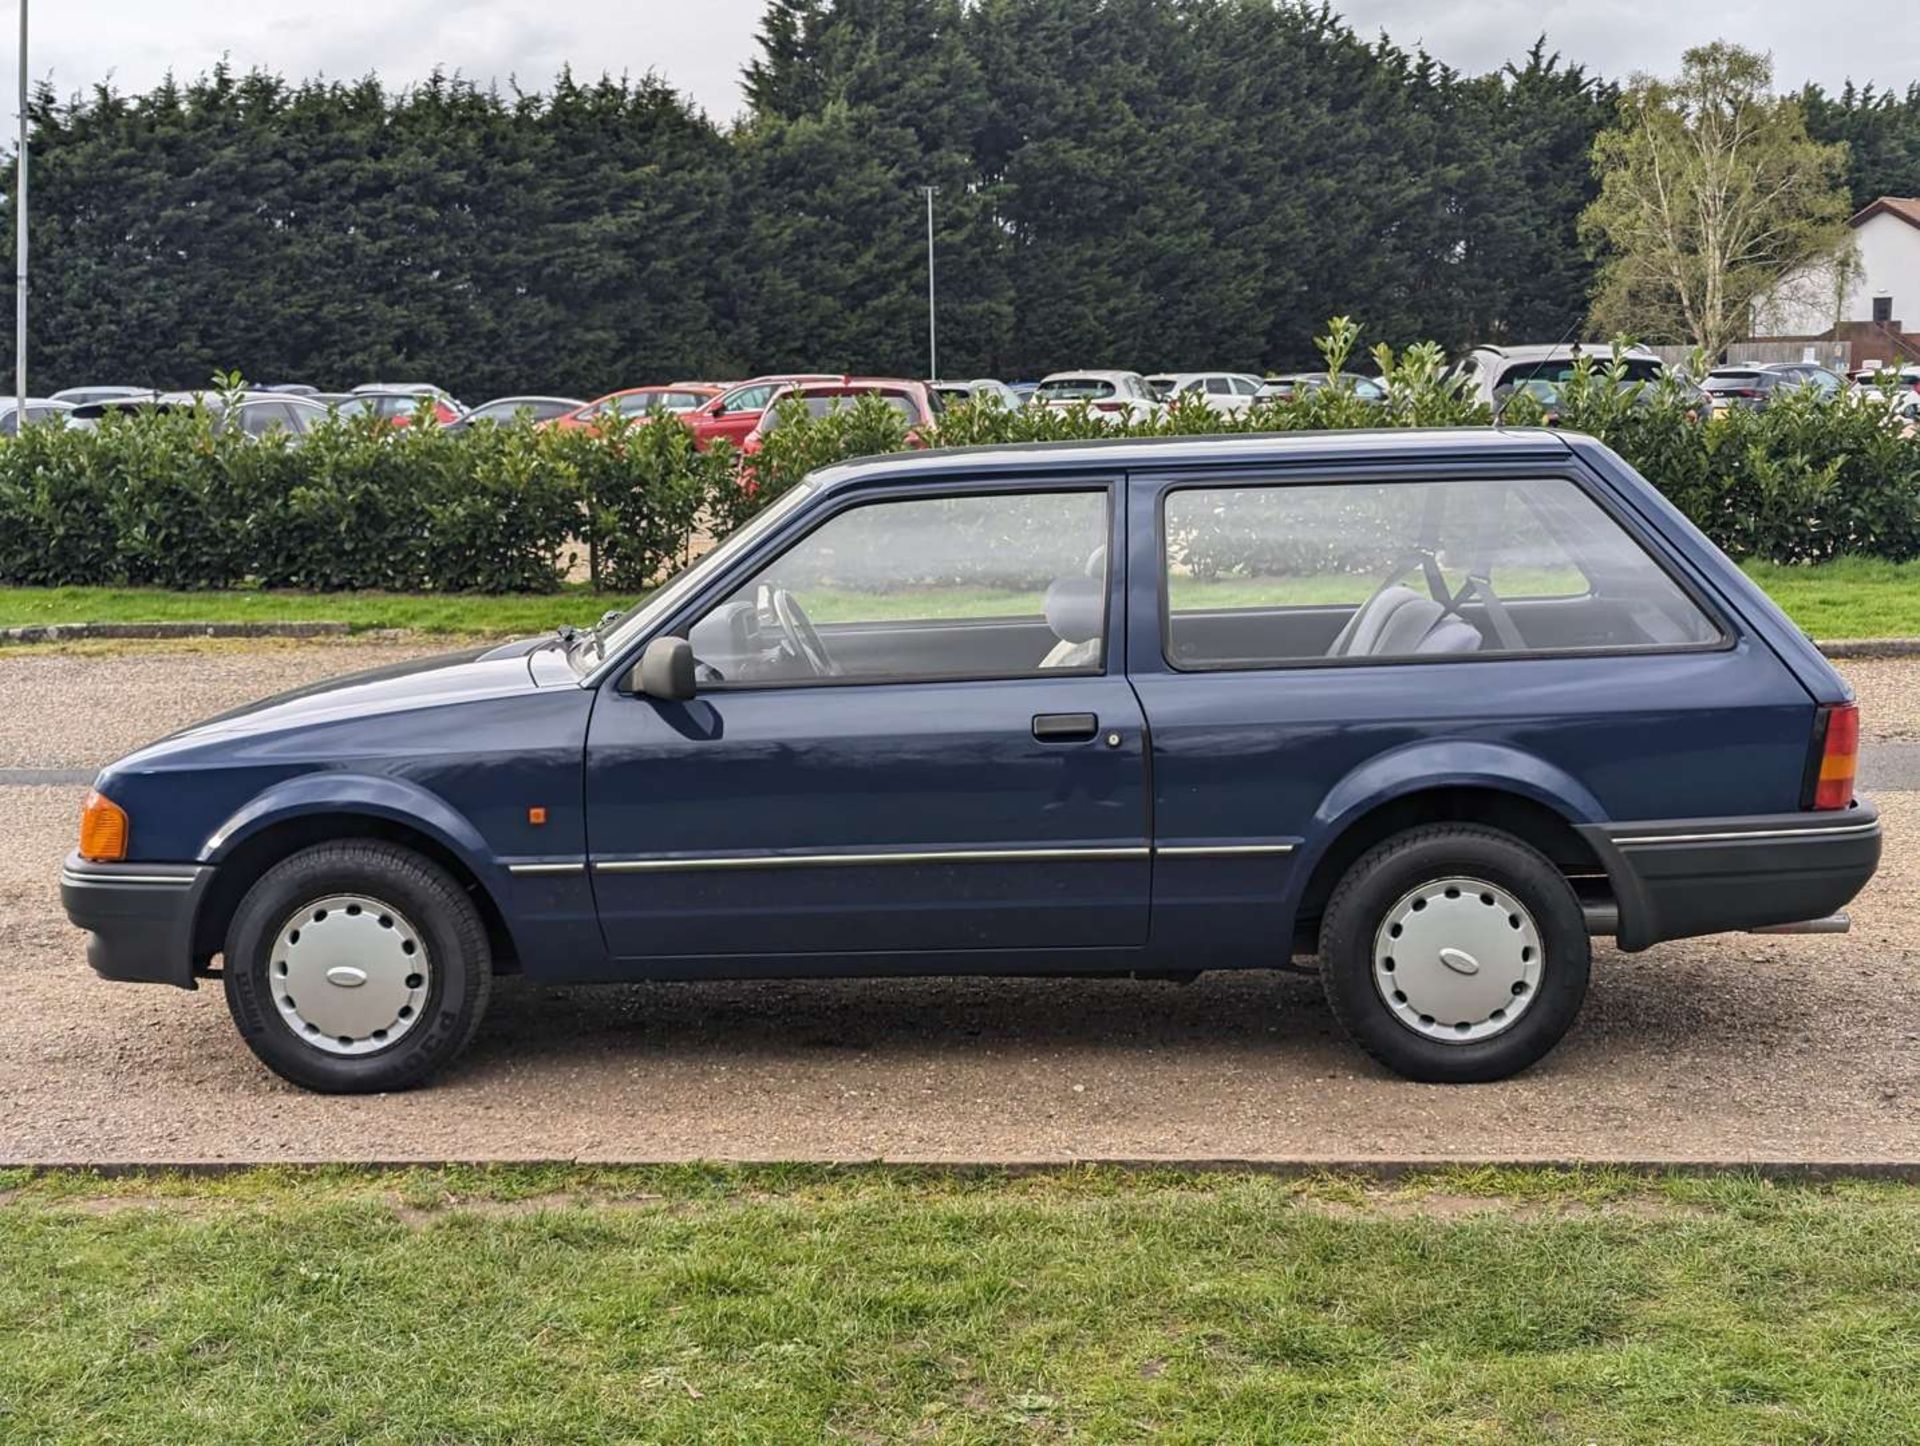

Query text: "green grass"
[2, 1165, 1919, 1442]
[1739, 557, 1920, 640]
[0, 557, 1916, 641]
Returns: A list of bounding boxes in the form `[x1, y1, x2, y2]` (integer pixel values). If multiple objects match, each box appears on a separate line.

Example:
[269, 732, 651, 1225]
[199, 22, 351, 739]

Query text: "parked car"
[1145, 372, 1265, 414]
[680, 375, 845, 451]
[350, 383, 466, 425]
[448, 396, 587, 430]
[1701, 363, 1845, 413]
[1849, 364, 1920, 401]
[49, 385, 156, 406]
[1030, 370, 1163, 423]
[930, 378, 1023, 410]
[347, 389, 462, 428]
[739, 379, 942, 456]
[63, 428, 1878, 1092]
[66, 391, 327, 437]
[1008, 381, 1040, 404]
[222, 394, 329, 438]
[1256, 373, 1388, 404]
[548, 385, 725, 433]
[1458, 343, 1665, 409]
[259, 383, 321, 397]
[0, 397, 76, 435]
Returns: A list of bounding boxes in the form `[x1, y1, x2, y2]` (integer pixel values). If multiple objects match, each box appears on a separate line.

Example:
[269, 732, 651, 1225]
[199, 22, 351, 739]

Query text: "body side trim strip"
[1613, 821, 1881, 847]
[594, 845, 1152, 874]
[60, 869, 200, 888]
[1154, 843, 1297, 858]
[505, 862, 589, 877]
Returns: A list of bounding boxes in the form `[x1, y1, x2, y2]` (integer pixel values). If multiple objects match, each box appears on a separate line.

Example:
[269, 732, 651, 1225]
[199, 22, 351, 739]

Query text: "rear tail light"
[1804, 703, 1860, 810]
[79, 789, 129, 861]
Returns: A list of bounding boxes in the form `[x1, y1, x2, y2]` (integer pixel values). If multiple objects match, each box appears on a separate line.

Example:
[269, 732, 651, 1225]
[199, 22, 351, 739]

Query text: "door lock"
[1105, 732, 1123, 748]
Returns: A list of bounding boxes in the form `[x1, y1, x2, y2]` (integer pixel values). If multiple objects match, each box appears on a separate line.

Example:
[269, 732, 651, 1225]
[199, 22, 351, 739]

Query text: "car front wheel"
[1318, 824, 1590, 1083]
[223, 841, 493, 1093]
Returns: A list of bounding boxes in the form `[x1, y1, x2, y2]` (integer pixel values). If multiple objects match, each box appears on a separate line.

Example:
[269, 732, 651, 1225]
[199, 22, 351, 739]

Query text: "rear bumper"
[60, 853, 211, 989]
[1579, 801, 1881, 952]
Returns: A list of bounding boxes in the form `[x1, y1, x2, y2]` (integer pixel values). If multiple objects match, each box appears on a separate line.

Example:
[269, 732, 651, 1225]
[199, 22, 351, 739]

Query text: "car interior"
[683, 480, 1722, 688]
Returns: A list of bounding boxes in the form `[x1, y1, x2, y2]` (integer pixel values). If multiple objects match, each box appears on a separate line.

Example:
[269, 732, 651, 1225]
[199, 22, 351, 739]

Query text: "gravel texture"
[0, 641, 1915, 1166]
[1842, 659, 1920, 742]
[0, 638, 450, 768]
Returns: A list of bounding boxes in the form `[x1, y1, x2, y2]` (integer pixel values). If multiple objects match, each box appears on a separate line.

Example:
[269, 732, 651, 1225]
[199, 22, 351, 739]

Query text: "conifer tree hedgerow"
[1, 2, 1623, 390]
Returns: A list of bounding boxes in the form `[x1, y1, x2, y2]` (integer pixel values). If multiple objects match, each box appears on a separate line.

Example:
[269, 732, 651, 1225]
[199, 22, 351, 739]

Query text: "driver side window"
[689, 489, 1111, 687]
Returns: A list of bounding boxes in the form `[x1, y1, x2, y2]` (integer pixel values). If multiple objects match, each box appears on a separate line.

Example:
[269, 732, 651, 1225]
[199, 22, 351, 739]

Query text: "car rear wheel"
[223, 841, 492, 1093]
[1318, 824, 1589, 1083]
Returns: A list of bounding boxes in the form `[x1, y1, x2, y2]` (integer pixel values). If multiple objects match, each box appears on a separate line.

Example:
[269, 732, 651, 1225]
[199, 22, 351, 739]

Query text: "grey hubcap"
[1372, 876, 1542, 1044]
[270, 894, 430, 1056]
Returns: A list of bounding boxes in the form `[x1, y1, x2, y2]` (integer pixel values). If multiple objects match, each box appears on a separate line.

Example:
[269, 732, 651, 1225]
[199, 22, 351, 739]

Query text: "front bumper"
[1579, 801, 1882, 952]
[60, 853, 212, 989]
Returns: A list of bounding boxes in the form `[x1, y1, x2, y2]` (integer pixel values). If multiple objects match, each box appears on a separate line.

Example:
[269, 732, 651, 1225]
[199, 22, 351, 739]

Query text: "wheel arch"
[1291, 745, 1610, 946]
[190, 794, 521, 976]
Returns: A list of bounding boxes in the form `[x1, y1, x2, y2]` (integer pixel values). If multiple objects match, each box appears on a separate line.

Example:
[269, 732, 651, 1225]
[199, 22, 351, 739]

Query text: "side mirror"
[633, 636, 696, 702]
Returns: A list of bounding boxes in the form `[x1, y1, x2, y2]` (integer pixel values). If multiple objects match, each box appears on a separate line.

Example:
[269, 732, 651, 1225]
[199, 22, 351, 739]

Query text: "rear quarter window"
[1161, 477, 1724, 670]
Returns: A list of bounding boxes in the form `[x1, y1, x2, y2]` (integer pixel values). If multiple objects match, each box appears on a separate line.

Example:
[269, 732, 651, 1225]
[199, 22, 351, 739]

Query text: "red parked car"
[738, 379, 943, 457]
[548, 384, 724, 434]
[680, 374, 845, 450]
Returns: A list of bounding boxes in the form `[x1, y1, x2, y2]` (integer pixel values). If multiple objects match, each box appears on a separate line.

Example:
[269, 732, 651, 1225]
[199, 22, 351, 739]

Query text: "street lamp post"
[921, 185, 938, 382]
[14, 0, 25, 417]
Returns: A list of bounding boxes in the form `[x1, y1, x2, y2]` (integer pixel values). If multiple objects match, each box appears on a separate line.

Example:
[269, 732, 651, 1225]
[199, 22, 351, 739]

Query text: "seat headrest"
[1044, 576, 1105, 645]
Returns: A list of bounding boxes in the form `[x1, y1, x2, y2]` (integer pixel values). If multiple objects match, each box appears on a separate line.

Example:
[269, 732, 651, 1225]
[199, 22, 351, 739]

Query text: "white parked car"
[1144, 372, 1265, 415]
[1454, 343, 1665, 409]
[1030, 370, 1163, 423]
[0, 397, 77, 435]
[931, 378, 1024, 410]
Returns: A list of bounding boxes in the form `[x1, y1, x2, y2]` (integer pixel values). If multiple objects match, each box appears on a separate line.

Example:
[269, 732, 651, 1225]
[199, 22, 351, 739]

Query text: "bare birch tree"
[1581, 44, 1856, 357]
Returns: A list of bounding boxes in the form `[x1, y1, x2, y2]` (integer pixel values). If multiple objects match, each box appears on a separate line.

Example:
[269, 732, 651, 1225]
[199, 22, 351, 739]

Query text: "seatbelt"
[1454, 485, 1525, 652]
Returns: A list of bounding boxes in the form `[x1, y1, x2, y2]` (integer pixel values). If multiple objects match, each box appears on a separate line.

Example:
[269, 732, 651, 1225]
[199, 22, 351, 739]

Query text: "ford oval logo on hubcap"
[1437, 948, 1481, 976]
[325, 966, 370, 989]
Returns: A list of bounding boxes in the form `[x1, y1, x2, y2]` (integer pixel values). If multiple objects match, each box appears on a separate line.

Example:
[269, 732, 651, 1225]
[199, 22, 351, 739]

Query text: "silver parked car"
[930, 378, 1023, 410]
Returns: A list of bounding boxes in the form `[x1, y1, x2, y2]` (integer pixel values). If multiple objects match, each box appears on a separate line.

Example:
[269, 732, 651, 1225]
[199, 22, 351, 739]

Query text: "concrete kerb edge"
[0, 621, 355, 644]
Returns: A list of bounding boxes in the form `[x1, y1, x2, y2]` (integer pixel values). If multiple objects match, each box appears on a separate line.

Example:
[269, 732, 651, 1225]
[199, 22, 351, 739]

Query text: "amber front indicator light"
[78, 790, 129, 862]
[1806, 703, 1860, 811]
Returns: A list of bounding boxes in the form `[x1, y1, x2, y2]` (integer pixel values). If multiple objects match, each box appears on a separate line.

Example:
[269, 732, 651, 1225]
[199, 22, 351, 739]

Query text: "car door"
[701, 383, 778, 449]
[584, 479, 1151, 964]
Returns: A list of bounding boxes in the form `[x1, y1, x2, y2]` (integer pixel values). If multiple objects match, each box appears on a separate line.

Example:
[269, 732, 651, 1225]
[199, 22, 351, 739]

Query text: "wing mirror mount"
[633, 636, 696, 702]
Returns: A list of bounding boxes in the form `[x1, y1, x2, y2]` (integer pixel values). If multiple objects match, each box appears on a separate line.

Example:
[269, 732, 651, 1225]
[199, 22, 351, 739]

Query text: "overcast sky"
[7, 1, 1917, 122]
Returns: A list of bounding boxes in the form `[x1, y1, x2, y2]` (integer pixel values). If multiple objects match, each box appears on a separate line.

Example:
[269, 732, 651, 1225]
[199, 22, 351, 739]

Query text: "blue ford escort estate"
[62, 430, 1880, 1092]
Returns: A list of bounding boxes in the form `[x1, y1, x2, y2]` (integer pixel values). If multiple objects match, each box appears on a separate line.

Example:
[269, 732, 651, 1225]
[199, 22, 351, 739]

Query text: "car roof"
[1039, 369, 1145, 382]
[807, 427, 1570, 494]
[1473, 343, 1657, 362]
[776, 377, 922, 392]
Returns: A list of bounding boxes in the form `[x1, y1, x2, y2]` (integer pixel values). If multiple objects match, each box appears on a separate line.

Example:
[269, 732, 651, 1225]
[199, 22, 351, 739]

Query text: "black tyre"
[223, 841, 493, 1093]
[1318, 824, 1589, 1083]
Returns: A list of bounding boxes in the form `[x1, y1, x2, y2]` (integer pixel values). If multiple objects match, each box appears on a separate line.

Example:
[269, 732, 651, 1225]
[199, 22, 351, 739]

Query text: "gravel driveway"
[1, 639, 1914, 1167]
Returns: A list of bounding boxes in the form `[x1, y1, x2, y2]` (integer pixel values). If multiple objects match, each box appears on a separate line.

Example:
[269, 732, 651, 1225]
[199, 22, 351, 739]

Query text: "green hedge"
[4, 329, 1920, 594]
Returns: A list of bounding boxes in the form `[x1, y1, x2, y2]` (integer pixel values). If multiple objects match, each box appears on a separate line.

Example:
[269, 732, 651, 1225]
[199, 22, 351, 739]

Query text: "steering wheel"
[768, 587, 841, 678]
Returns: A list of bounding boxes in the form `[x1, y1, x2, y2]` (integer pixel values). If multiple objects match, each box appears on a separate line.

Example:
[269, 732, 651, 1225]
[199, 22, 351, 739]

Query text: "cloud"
[7, 0, 1908, 124]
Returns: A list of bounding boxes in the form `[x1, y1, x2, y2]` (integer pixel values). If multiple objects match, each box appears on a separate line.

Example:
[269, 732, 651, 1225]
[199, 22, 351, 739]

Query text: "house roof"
[1850, 197, 1920, 231]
